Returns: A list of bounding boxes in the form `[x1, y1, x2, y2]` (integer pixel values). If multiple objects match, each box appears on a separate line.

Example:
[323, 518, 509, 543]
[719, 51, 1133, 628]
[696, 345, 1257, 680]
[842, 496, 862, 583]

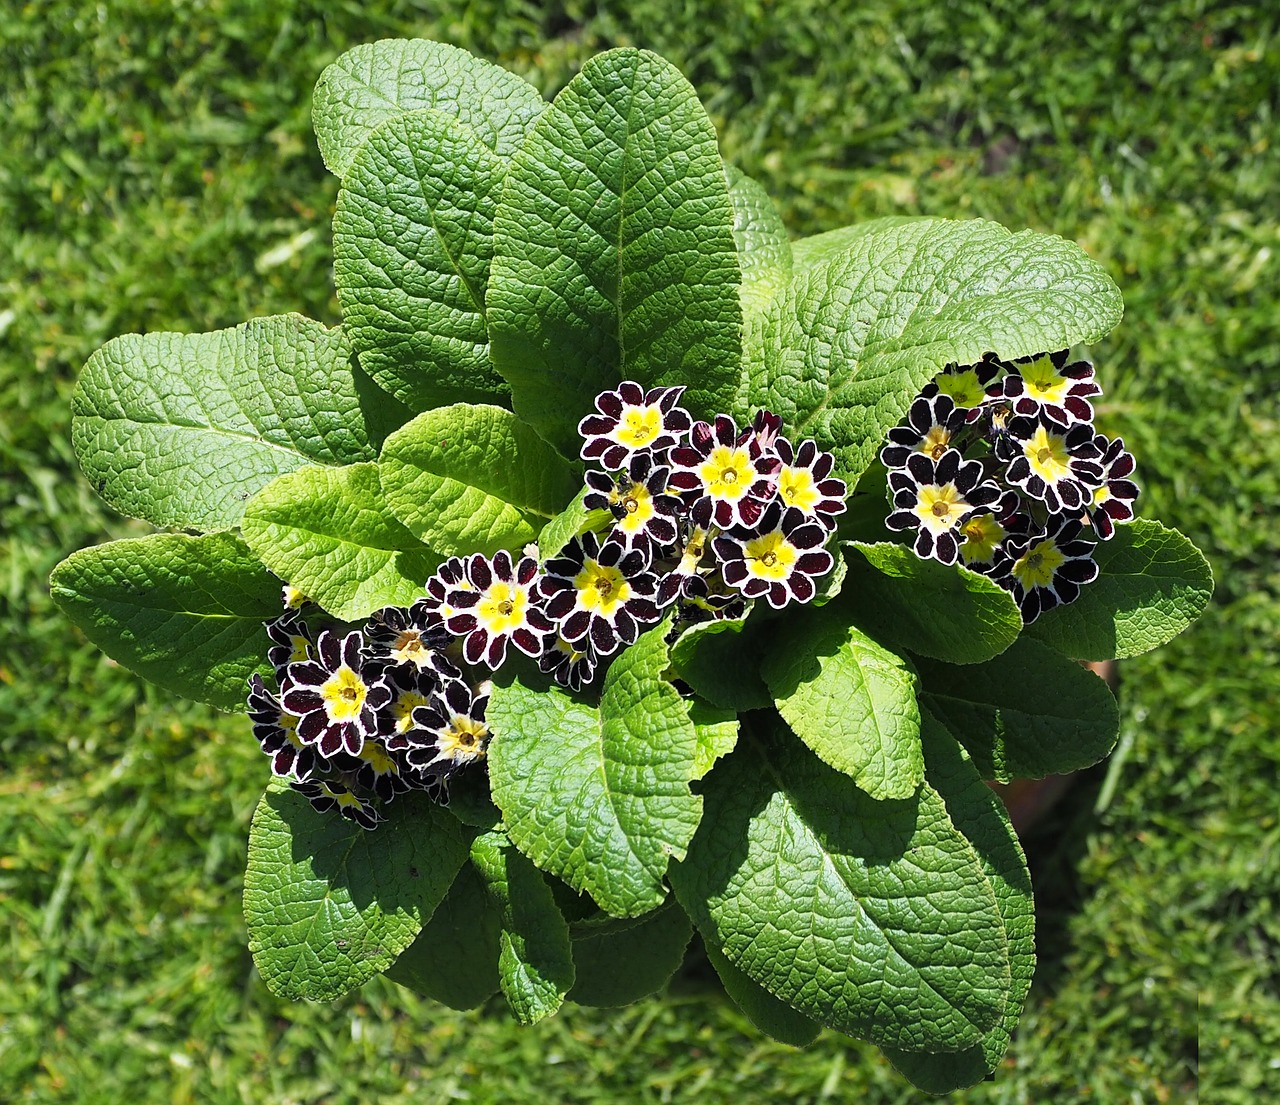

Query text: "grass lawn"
[3, 2, 1277, 1101]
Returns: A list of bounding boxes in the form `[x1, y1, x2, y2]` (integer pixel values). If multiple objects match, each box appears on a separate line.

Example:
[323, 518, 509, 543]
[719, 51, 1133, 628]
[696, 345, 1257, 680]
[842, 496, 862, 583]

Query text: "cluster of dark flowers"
[881, 350, 1139, 623]
[245, 383, 845, 829]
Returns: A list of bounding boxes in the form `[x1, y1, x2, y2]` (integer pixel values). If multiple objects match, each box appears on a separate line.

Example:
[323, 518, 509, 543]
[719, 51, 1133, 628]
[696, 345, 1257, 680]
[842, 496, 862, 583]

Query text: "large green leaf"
[383, 860, 501, 1010]
[789, 217, 921, 272]
[333, 110, 509, 410]
[311, 38, 546, 177]
[669, 615, 772, 712]
[567, 899, 692, 1007]
[844, 541, 1022, 664]
[687, 700, 740, 781]
[470, 830, 575, 1024]
[49, 532, 281, 711]
[1028, 520, 1213, 660]
[882, 709, 1035, 1092]
[702, 941, 821, 1048]
[488, 48, 743, 457]
[744, 217, 1124, 483]
[670, 720, 1009, 1051]
[240, 463, 439, 622]
[919, 637, 1120, 781]
[725, 162, 792, 318]
[379, 404, 582, 558]
[71, 315, 375, 532]
[487, 625, 703, 917]
[243, 786, 467, 1002]
[761, 602, 923, 800]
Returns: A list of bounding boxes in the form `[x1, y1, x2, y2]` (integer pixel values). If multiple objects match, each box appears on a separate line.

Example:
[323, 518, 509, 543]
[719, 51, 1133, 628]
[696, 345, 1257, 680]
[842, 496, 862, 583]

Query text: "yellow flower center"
[391, 690, 429, 734]
[934, 369, 988, 408]
[959, 514, 1007, 565]
[1024, 425, 1073, 483]
[699, 446, 756, 501]
[916, 425, 952, 462]
[616, 483, 656, 534]
[359, 741, 397, 775]
[743, 530, 798, 581]
[320, 666, 366, 723]
[574, 560, 631, 616]
[390, 629, 428, 666]
[477, 581, 527, 635]
[1012, 539, 1067, 589]
[913, 483, 970, 534]
[778, 466, 820, 512]
[1021, 355, 1069, 403]
[614, 405, 663, 449]
[438, 716, 489, 764]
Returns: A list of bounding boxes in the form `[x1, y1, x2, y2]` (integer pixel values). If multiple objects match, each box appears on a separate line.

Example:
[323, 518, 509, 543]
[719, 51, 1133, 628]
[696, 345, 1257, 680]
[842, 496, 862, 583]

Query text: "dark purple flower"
[280, 629, 392, 760]
[247, 672, 318, 781]
[668, 414, 782, 529]
[442, 551, 553, 669]
[584, 451, 682, 555]
[538, 531, 661, 656]
[1001, 514, 1100, 623]
[774, 437, 847, 530]
[886, 449, 1006, 565]
[880, 393, 970, 470]
[712, 503, 834, 609]
[578, 381, 692, 469]
[290, 779, 382, 831]
[996, 414, 1104, 514]
[1086, 433, 1140, 539]
[998, 349, 1102, 426]
[404, 678, 491, 772]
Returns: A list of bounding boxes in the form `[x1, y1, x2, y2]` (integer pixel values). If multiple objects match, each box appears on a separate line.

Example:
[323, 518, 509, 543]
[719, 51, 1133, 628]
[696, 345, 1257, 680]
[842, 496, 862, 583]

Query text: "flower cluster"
[246, 593, 490, 829]
[880, 351, 1139, 623]
[245, 384, 847, 828]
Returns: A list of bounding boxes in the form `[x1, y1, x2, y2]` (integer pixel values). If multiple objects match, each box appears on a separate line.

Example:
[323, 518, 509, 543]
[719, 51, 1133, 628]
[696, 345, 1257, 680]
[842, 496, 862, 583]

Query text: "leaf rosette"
[50, 36, 1212, 1092]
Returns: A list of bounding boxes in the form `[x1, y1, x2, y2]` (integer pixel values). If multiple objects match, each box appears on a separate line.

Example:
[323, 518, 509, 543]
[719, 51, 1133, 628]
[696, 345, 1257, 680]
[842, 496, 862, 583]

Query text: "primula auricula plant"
[51, 39, 1213, 1093]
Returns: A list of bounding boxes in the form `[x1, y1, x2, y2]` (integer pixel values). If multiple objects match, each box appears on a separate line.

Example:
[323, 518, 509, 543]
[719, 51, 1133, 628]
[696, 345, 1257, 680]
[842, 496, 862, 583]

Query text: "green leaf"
[379, 404, 582, 558]
[744, 217, 1124, 483]
[567, 899, 692, 1007]
[669, 615, 771, 712]
[311, 38, 546, 178]
[761, 603, 923, 800]
[240, 463, 439, 622]
[789, 217, 921, 272]
[488, 625, 703, 917]
[688, 700, 740, 781]
[49, 532, 281, 711]
[488, 48, 743, 457]
[1028, 520, 1213, 660]
[882, 708, 1035, 1092]
[725, 162, 792, 318]
[536, 486, 610, 561]
[243, 786, 467, 1002]
[333, 110, 510, 410]
[470, 830, 575, 1024]
[844, 541, 1022, 664]
[919, 637, 1120, 781]
[71, 315, 376, 531]
[702, 941, 821, 1048]
[383, 860, 502, 1010]
[670, 720, 1009, 1050]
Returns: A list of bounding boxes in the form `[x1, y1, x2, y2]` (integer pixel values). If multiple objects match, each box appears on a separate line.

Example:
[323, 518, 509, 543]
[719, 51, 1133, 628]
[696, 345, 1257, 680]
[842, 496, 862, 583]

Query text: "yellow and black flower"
[442, 551, 553, 670]
[712, 503, 834, 609]
[886, 449, 1006, 565]
[280, 629, 392, 760]
[668, 414, 782, 529]
[578, 381, 692, 470]
[1001, 515, 1100, 623]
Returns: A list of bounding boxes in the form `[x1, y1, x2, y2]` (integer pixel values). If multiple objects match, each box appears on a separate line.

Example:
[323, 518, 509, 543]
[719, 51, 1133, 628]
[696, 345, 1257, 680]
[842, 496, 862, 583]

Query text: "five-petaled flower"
[404, 678, 492, 773]
[578, 381, 692, 470]
[291, 779, 383, 831]
[996, 350, 1102, 426]
[997, 414, 1104, 514]
[668, 414, 782, 528]
[365, 602, 452, 672]
[774, 437, 848, 530]
[1001, 514, 1100, 623]
[247, 673, 317, 781]
[584, 452, 681, 554]
[712, 503, 834, 609]
[280, 629, 391, 759]
[539, 531, 662, 655]
[880, 393, 971, 470]
[886, 449, 1005, 565]
[1087, 433, 1140, 539]
[443, 551, 553, 669]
